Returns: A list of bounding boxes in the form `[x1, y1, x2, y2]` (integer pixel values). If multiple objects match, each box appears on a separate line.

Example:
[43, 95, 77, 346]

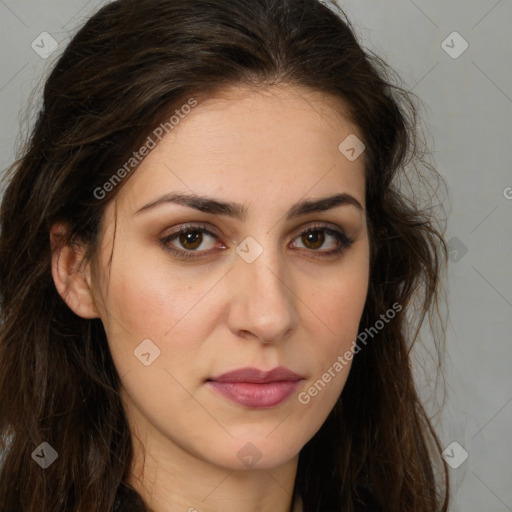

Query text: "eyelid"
[163, 222, 223, 240]
[291, 220, 345, 238]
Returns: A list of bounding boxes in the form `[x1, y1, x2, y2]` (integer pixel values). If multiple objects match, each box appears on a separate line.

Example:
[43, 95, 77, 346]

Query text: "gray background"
[1, 0, 511, 510]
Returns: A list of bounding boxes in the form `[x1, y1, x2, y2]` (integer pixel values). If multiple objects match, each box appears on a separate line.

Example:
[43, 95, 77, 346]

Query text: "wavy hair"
[0, 0, 449, 510]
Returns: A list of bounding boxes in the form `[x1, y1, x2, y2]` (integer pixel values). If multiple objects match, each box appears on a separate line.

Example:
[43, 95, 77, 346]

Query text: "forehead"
[111, 84, 366, 215]
[163, 84, 360, 155]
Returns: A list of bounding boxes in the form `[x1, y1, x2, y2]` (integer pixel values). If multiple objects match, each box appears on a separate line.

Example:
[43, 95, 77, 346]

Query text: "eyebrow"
[134, 192, 364, 220]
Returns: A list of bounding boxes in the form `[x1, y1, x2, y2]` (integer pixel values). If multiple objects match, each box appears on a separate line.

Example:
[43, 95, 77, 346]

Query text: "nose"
[226, 240, 299, 345]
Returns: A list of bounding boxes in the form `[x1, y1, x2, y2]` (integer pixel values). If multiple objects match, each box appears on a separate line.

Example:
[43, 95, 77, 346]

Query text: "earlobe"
[50, 222, 99, 319]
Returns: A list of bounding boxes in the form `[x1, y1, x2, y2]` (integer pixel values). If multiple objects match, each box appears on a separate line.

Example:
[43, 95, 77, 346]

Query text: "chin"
[203, 433, 303, 471]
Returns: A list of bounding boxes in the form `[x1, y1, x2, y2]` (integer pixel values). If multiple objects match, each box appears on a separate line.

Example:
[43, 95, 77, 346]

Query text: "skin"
[51, 84, 370, 512]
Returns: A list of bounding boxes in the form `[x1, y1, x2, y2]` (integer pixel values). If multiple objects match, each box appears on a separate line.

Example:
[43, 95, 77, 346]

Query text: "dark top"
[113, 482, 382, 511]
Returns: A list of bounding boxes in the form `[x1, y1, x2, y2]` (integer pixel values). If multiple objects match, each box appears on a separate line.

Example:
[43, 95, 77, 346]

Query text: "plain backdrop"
[1, 0, 511, 510]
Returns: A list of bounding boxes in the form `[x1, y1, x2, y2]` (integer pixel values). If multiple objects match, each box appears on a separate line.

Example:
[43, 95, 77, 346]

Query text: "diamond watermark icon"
[447, 236, 468, 263]
[237, 442, 262, 468]
[134, 338, 161, 366]
[442, 441, 468, 469]
[338, 134, 365, 161]
[236, 236, 263, 263]
[31, 442, 58, 469]
[441, 32, 468, 59]
[31, 32, 58, 59]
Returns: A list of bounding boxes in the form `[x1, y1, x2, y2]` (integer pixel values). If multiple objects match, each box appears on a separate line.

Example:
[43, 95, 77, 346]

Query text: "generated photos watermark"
[298, 301, 403, 405]
[93, 97, 198, 200]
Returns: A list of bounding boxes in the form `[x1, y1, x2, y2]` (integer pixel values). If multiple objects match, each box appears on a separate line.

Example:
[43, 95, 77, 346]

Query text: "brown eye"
[301, 230, 325, 250]
[292, 226, 352, 255]
[178, 230, 204, 250]
[161, 225, 218, 259]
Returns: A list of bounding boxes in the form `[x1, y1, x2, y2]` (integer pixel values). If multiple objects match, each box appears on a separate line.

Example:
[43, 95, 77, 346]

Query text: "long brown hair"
[0, 0, 449, 510]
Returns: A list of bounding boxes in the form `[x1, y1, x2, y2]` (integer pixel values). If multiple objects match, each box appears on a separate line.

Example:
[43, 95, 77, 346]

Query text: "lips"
[206, 366, 304, 408]
[209, 366, 303, 383]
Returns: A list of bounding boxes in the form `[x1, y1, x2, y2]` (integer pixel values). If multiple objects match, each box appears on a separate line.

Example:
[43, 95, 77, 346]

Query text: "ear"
[50, 222, 99, 319]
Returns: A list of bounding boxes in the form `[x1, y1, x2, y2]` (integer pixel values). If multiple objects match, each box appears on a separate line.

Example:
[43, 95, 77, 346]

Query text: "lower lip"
[207, 380, 302, 408]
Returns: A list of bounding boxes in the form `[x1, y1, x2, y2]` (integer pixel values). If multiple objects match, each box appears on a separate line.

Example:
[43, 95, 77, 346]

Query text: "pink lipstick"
[206, 366, 303, 409]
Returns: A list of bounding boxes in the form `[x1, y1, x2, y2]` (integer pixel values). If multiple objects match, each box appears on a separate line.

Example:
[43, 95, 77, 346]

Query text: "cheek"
[307, 256, 369, 337]
[96, 248, 219, 374]
[103, 240, 208, 330]
[295, 267, 368, 420]
[298, 255, 369, 403]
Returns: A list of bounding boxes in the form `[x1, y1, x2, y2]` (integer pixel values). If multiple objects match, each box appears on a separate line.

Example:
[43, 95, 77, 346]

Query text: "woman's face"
[89, 84, 369, 471]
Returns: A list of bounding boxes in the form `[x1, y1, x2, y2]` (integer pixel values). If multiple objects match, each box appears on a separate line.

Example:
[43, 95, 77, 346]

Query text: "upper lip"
[208, 366, 303, 383]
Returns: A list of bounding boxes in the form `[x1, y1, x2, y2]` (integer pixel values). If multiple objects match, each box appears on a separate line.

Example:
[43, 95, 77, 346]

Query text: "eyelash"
[159, 223, 354, 261]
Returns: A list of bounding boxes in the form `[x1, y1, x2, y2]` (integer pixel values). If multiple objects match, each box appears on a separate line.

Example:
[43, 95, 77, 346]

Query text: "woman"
[0, 0, 449, 510]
